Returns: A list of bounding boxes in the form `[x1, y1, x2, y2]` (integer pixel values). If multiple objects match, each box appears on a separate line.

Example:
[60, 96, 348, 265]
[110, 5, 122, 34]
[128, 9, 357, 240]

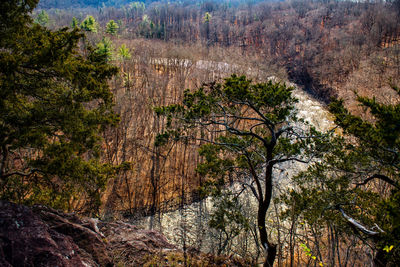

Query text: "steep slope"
[101, 42, 335, 221]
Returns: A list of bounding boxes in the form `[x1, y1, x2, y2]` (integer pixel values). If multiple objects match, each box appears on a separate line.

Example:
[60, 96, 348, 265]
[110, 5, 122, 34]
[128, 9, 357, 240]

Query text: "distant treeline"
[41, 0, 400, 102]
[39, 0, 148, 9]
[38, 0, 277, 9]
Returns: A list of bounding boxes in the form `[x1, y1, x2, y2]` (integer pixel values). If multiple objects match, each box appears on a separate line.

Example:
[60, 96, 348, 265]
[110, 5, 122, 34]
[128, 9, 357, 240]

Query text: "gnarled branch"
[336, 205, 381, 236]
[355, 174, 400, 189]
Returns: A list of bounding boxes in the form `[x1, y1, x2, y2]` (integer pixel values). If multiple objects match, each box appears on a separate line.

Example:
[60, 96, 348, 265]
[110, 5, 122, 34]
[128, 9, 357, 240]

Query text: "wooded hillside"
[2, 0, 399, 266]
[41, 0, 400, 105]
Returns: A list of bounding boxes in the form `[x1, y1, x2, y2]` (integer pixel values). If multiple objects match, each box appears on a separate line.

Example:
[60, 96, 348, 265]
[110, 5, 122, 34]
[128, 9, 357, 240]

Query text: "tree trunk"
[258, 203, 277, 267]
[257, 153, 277, 267]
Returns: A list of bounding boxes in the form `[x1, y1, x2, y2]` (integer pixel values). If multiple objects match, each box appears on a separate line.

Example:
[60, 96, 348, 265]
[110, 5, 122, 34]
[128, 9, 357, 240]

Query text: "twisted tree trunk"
[258, 162, 277, 267]
[258, 203, 277, 267]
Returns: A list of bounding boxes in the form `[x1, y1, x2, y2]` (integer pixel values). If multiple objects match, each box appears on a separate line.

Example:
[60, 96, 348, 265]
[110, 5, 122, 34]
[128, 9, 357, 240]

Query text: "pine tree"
[117, 44, 131, 60]
[203, 12, 212, 23]
[156, 75, 325, 266]
[284, 86, 400, 266]
[106, 19, 119, 35]
[96, 37, 114, 62]
[71, 16, 79, 28]
[34, 10, 49, 26]
[81, 15, 98, 33]
[0, 0, 119, 213]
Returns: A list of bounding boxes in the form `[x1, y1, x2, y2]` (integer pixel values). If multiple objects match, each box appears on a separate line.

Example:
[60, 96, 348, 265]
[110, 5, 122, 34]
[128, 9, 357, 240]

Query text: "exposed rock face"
[98, 221, 176, 266]
[0, 201, 178, 267]
[0, 201, 85, 267]
[32, 205, 113, 267]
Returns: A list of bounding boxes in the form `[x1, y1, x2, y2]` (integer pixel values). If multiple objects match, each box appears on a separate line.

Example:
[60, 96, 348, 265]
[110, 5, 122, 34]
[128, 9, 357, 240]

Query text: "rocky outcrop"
[0, 201, 253, 266]
[98, 221, 176, 266]
[0, 201, 177, 267]
[0, 201, 85, 267]
[32, 205, 113, 267]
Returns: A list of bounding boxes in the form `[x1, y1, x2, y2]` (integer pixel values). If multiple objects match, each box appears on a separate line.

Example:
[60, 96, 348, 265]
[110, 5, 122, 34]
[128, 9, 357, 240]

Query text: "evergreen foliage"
[71, 16, 79, 28]
[208, 188, 250, 255]
[117, 44, 131, 60]
[81, 15, 98, 33]
[0, 0, 119, 213]
[34, 10, 49, 26]
[156, 75, 326, 266]
[203, 12, 212, 23]
[106, 19, 119, 35]
[96, 37, 114, 62]
[283, 86, 400, 265]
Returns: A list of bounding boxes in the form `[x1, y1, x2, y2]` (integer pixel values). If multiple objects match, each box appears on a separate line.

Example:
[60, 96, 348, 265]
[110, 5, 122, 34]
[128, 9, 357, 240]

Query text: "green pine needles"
[155, 74, 326, 266]
[0, 0, 119, 214]
[282, 85, 400, 265]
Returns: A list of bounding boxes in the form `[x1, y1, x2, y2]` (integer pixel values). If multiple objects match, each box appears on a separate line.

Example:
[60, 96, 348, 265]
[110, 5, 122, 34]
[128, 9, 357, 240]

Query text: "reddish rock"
[0, 201, 179, 266]
[0, 201, 85, 267]
[33, 205, 112, 267]
[98, 221, 177, 266]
